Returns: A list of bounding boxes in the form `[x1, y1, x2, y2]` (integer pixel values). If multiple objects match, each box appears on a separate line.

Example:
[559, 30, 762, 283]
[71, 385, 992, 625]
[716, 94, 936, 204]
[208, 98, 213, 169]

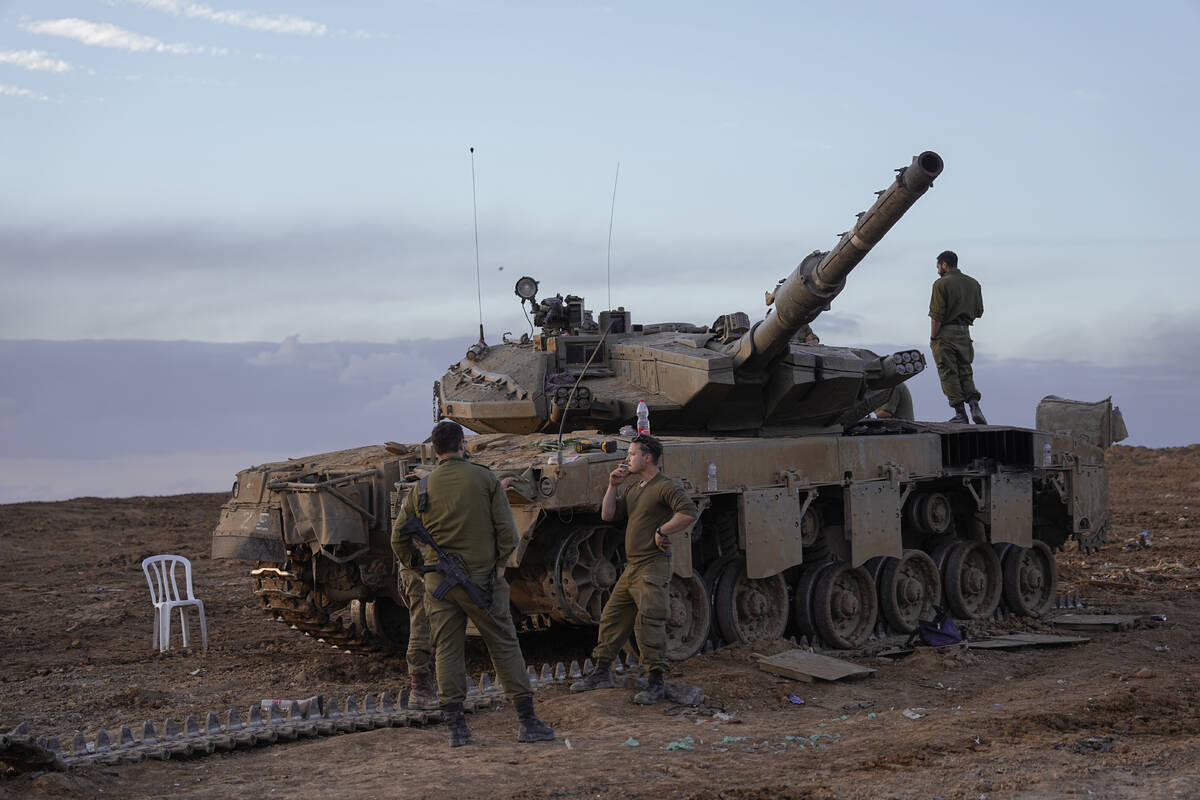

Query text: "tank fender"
[739, 488, 805, 579]
[211, 504, 287, 562]
[843, 479, 904, 566]
[985, 471, 1034, 547]
[672, 497, 708, 579]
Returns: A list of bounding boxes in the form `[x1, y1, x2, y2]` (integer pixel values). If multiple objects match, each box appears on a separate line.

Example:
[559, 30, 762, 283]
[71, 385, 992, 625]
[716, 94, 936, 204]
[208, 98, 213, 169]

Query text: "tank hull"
[212, 423, 1106, 657]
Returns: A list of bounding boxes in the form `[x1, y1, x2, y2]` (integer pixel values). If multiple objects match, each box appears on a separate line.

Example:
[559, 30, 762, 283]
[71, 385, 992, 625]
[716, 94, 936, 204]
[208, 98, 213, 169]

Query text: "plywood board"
[967, 633, 1091, 650]
[1051, 614, 1139, 632]
[753, 649, 875, 682]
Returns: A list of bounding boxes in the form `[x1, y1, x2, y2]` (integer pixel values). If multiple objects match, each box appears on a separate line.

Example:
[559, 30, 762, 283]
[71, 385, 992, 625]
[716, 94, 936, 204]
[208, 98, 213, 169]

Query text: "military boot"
[514, 695, 555, 742]
[408, 671, 438, 712]
[947, 404, 969, 424]
[570, 660, 614, 692]
[443, 703, 472, 747]
[633, 669, 666, 705]
[968, 399, 988, 425]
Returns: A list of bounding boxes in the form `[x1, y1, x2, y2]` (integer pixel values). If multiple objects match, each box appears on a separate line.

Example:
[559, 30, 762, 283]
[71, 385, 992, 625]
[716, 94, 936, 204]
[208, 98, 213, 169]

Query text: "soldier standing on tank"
[928, 250, 987, 424]
[874, 383, 915, 421]
[570, 434, 698, 704]
[391, 420, 554, 747]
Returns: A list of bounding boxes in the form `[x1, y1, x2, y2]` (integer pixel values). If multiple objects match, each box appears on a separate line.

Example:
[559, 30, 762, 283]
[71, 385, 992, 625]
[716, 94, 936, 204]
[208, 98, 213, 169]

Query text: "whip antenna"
[471, 146, 484, 343]
[606, 161, 620, 310]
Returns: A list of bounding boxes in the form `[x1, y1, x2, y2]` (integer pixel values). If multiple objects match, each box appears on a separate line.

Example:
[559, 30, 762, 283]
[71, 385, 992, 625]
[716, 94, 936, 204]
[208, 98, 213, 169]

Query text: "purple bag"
[918, 609, 962, 646]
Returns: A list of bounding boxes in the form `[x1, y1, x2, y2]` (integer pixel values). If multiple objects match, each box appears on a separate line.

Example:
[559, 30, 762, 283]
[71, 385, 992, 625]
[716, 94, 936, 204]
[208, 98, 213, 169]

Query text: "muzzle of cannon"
[730, 151, 944, 372]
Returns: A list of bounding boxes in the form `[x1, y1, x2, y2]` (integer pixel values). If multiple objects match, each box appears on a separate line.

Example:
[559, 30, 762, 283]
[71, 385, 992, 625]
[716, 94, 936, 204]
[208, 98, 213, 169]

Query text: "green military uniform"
[592, 473, 698, 672]
[929, 267, 984, 407]
[398, 565, 431, 675]
[391, 455, 532, 707]
[877, 383, 915, 421]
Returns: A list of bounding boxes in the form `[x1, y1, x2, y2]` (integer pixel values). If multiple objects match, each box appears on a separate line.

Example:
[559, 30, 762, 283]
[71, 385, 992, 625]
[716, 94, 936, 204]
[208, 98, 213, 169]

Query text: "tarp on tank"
[1036, 396, 1128, 449]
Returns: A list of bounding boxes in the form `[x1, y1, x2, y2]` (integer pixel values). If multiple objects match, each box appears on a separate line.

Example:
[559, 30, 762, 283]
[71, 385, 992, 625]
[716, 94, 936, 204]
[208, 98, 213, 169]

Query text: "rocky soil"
[2, 445, 1198, 799]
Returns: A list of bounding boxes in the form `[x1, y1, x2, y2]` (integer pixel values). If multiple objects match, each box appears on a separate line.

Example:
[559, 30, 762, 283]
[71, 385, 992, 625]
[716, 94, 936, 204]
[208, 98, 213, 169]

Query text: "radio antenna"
[471, 146, 484, 343]
[606, 161, 620, 310]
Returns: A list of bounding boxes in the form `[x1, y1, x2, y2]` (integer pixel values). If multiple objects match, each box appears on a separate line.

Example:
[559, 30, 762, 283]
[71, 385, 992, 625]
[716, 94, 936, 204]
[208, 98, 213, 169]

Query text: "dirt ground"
[2, 444, 1198, 800]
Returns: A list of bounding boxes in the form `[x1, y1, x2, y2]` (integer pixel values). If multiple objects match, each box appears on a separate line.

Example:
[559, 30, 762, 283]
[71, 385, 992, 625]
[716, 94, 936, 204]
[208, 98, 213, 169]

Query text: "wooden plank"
[1050, 614, 1139, 632]
[967, 633, 1091, 650]
[753, 649, 875, 682]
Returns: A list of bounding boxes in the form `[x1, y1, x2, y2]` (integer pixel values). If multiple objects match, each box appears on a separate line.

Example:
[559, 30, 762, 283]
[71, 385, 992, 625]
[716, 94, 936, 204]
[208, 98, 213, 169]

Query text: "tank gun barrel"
[731, 151, 944, 371]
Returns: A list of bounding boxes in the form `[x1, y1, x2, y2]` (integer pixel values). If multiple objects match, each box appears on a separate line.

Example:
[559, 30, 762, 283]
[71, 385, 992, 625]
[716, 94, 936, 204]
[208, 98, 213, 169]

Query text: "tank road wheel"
[1002, 541, 1058, 617]
[942, 540, 1003, 620]
[554, 526, 624, 624]
[791, 562, 831, 640]
[713, 561, 789, 644]
[811, 563, 878, 649]
[876, 550, 941, 633]
[666, 574, 712, 661]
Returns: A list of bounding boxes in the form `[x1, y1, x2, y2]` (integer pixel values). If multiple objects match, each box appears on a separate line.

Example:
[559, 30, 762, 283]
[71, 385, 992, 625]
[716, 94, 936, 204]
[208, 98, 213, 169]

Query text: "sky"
[2, 1, 1199, 501]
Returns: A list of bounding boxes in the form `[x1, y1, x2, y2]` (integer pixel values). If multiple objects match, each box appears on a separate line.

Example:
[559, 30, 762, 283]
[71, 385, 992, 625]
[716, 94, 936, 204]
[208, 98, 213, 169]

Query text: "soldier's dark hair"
[937, 250, 958, 269]
[630, 433, 663, 464]
[430, 420, 465, 455]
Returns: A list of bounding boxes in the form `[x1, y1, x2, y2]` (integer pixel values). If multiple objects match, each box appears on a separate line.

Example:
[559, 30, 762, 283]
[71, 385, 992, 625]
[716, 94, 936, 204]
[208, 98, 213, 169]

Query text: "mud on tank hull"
[212, 423, 1107, 658]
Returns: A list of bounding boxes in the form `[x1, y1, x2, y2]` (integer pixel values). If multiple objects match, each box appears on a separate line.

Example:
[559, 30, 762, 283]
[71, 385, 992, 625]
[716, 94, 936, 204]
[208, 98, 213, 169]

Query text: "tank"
[213, 151, 1114, 656]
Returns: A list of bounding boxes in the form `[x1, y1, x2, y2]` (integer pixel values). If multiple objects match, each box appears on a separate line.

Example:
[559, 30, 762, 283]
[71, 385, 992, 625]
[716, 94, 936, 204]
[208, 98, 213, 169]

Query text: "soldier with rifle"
[391, 420, 554, 747]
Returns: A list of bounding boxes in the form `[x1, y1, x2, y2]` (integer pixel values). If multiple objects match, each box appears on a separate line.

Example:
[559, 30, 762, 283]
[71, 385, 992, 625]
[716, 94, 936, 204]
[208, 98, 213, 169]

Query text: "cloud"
[0, 83, 49, 101]
[339, 351, 429, 384]
[0, 49, 73, 72]
[120, 0, 328, 36]
[248, 335, 344, 370]
[22, 18, 227, 56]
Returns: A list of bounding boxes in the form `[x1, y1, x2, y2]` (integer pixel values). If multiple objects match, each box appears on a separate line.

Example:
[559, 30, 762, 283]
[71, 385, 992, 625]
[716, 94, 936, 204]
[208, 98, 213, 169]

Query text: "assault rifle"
[394, 475, 502, 627]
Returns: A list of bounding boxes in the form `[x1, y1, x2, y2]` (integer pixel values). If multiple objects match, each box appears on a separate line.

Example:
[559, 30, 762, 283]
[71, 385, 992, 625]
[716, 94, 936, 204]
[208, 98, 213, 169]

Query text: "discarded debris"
[753, 649, 875, 682]
[841, 701, 875, 711]
[786, 694, 805, 705]
[621, 737, 640, 747]
[1074, 734, 1119, 754]
[663, 736, 696, 751]
[902, 708, 927, 720]
[1051, 614, 1139, 632]
[966, 633, 1090, 650]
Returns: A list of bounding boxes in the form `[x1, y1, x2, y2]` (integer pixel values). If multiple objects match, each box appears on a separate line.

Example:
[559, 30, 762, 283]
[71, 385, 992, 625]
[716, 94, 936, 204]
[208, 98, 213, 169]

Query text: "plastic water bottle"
[706, 461, 718, 492]
[1042, 441, 1052, 466]
[636, 400, 650, 436]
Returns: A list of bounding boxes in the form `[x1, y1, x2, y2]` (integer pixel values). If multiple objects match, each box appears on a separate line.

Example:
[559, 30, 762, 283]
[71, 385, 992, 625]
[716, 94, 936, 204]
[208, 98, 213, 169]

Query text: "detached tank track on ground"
[2, 656, 646, 773]
[251, 556, 387, 654]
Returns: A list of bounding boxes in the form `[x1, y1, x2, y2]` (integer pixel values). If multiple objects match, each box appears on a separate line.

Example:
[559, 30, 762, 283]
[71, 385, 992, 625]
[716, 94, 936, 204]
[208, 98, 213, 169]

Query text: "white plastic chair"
[141, 555, 208, 652]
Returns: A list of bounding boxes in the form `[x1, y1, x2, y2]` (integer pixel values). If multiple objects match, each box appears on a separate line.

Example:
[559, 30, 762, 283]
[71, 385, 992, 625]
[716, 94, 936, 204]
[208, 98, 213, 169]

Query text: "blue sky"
[2, 2, 1198, 500]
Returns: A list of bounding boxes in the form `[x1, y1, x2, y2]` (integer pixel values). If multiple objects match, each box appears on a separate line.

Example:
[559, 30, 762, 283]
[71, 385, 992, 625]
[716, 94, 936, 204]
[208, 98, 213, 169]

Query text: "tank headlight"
[515, 276, 539, 301]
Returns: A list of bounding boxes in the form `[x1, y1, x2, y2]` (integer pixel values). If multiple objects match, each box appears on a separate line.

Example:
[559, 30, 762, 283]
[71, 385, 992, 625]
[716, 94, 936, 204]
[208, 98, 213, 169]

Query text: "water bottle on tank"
[636, 400, 650, 436]
[706, 461, 718, 492]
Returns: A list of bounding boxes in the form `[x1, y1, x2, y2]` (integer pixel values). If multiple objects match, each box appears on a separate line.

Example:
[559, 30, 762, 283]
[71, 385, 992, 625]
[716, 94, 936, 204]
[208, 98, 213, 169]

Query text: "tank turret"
[436, 151, 942, 435]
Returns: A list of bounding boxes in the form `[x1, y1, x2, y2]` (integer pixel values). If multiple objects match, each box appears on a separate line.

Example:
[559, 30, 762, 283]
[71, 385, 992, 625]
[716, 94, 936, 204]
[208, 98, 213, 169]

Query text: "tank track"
[1, 655, 645, 773]
[251, 553, 387, 653]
